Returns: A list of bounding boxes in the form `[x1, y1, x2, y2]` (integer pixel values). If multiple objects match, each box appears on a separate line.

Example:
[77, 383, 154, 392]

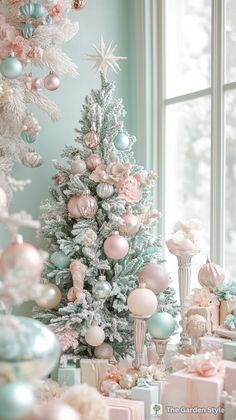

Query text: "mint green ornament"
[21, 133, 36, 144]
[31, 3, 46, 19]
[51, 250, 70, 269]
[19, 2, 35, 17]
[147, 311, 175, 339]
[46, 15, 53, 25]
[22, 22, 34, 38]
[113, 132, 129, 151]
[0, 381, 35, 420]
[1, 55, 22, 79]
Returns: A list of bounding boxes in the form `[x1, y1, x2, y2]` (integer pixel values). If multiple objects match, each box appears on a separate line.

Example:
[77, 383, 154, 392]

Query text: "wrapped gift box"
[80, 359, 108, 390]
[131, 384, 161, 419]
[186, 306, 212, 334]
[197, 335, 228, 353]
[224, 363, 236, 394]
[224, 391, 236, 420]
[162, 368, 224, 420]
[223, 341, 236, 361]
[105, 397, 144, 420]
[57, 365, 80, 386]
[220, 299, 236, 325]
[215, 325, 236, 340]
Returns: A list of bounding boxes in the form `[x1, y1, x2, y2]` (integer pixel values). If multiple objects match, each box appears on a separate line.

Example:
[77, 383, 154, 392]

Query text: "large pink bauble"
[77, 191, 98, 218]
[67, 196, 81, 219]
[83, 130, 100, 149]
[138, 263, 169, 293]
[36, 283, 61, 309]
[103, 231, 129, 260]
[85, 324, 105, 347]
[127, 284, 157, 317]
[86, 154, 102, 171]
[119, 209, 140, 236]
[198, 260, 225, 289]
[44, 72, 60, 91]
[30, 402, 80, 420]
[0, 235, 43, 277]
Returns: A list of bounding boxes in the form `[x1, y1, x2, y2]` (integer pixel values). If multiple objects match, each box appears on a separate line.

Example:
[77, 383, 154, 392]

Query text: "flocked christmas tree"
[34, 38, 179, 360]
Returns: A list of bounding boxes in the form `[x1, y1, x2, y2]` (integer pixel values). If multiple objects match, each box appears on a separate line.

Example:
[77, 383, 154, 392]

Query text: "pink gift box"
[223, 361, 236, 394]
[197, 335, 228, 353]
[105, 397, 144, 420]
[162, 368, 224, 420]
[215, 325, 236, 340]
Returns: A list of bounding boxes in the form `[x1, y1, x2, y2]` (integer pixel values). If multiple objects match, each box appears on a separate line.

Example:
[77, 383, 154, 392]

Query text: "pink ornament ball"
[127, 285, 157, 317]
[94, 342, 113, 359]
[83, 130, 100, 149]
[85, 324, 105, 347]
[30, 401, 80, 420]
[77, 191, 98, 218]
[0, 235, 43, 278]
[71, 157, 86, 175]
[44, 72, 60, 91]
[67, 196, 81, 219]
[103, 231, 129, 260]
[198, 260, 225, 289]
[138, 263, 169, 294]
[86, 154, 102, 171]
[119, 209, 140, 236]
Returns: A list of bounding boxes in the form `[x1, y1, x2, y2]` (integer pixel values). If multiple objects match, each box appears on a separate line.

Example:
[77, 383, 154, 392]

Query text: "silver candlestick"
[170, 249, 200, 353]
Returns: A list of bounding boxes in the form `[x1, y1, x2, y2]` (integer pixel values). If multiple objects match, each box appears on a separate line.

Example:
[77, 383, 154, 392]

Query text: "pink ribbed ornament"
[119, 208, 140, 236]
[104, 231, 129, 260]
[86, 154, 102, 171]
[198, 259, 225, 289]
[127, 283, 157, 317]
[67, 196, 81, 219]
[83, 130, 100, 149]
[77, 190, 97, 218]
[138, 262, 169, 293]
[0, 235, 43, 277]
[44, 72, 60, 91]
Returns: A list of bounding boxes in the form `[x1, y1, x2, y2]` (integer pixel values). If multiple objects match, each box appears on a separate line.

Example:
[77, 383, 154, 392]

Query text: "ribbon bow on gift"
[185, 352, 223, 377]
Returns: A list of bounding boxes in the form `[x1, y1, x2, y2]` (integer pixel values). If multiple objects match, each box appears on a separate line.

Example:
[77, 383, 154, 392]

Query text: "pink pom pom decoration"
[138, 262, 169, 294]
[103, 231, 129, 260]
[166, 237, 196, 252]
[198, 259, 225, 289]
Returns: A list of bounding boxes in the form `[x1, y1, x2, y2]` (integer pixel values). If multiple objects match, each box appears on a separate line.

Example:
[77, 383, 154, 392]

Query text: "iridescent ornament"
[44, 72, 60, 91]
[67, 196, 81, 219]
[31, 3, 46, 18]
[100, 379, 120, 396]
[22, 22, 35, 38]
[36, 283, 62, 309]
[96, 183, 114, 199]
[138, 262, 169, 294]
[21, 151, 42, 168]
[127, 283, 157, 317]
[119, 373, 136, 389]
[85, 323, 105, 347]
[198, 259, 225, 289]
[30, 401, 80, 420]
[103, 231, 129, 260]
[147, 312, 176, 339]
[71, 157, 86, 175]
[0, 381, 36, 420]
[51, 250, 70, 269]
[20, 2, 35, 17]
[94, 342, 113, 359]
[0, 316, 60, 380]
[86, 154, 102, 171]
[77, 190, 98, 218]
[93, 275, 112, 300]
[113, 132, 129, 151]
[83, 130, 100, 149]
[72, 0, 88, 10]
[1, 54, 22, 79]
[0, 234, 43, 278]
[119, 207, 140, 236]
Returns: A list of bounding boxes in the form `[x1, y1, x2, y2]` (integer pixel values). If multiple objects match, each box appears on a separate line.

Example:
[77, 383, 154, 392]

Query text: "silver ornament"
[96, 183, 114, 199]
[93, 275, 112, 300]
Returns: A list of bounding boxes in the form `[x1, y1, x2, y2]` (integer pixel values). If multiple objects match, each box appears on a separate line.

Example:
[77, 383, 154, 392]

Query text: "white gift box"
[131, 384, 161, 419]
[57, 366, 81, 386]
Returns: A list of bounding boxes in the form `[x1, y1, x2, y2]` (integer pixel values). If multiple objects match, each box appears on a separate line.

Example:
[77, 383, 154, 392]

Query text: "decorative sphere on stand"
[71, 157, 86, 175]
[113, 132, 129, 151]
[198, 259, 225, 289]
[138, 262, 169, 293]
[96, 183, 114, 199]
[127, 283, 157, 317]
[44, 72, 60, 91]
[83, 130, 100, 149]
[0, 54, 22, 79]
[147, 312, 175, 339]
[119, 208, 140, 236]
[76, 190, 98, 218]
[67, 196, 81, 219]
[119, 373, 136, 389]
[94, 342, 113, 359]
[36, 283, 61, 309]
[85, 324, 105, 347]
[104, 231, 129, 260]
[86, 154, 101, 171]
[30, 401, 80, 420]
[93, 275, 112, 300]
[0, 381, 36, 420]
[51, 250, 70, 269]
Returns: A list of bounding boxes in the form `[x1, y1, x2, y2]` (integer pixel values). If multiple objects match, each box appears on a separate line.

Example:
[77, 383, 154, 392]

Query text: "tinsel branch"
[35, 48, 78, 77]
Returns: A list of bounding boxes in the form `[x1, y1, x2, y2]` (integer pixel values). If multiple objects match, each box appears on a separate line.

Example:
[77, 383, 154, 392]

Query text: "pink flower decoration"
[28, 46, 44, 60]
[90, 163, 110, 184]
[12, 36, 30, 60]
[116, 176, 143, 204]
[50, 325, 79, 352]
[50, 1, 64, 20]
[106, 365, 126, 383]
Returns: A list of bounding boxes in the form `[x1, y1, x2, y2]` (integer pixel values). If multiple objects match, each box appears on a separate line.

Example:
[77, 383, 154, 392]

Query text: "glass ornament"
[20, 2, 35, 17]
[83, 130, 100, 149]
[51, 250, 70, 269]
[86, 153, 101, 171]
[71, 157, 86, 175]
[119, 208, 140, 236]
[138, 262, 169, 294]
[92, 275, 112, 300]
[0, 316, 60, 380]
[0, 381, 36, 420]
[119, 373, 136, 389]
[77, 190, 98, 218]
[0, 54, 22, 79]
[198, 259, 225, 289]
[147, 312, 176, 339]
[113, 132, 129, 151]
[94, 342, 113, 359]
[127, 283, 157, 317]
[67, 196, 81, 219]
[31, 3, 46, 18]
[96, 183, 114, 199]
[103, 231, 129, 260]
[22, 22, 34, 38]
[44, 72, 60, 91]
[85, 324, 105, 347]
[36, 283, 62, 309]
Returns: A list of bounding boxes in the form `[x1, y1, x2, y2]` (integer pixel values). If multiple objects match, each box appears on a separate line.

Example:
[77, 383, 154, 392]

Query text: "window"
[134, 0, 236, 283]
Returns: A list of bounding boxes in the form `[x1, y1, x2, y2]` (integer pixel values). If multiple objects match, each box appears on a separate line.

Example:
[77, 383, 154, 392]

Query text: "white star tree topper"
[87, 36, 127, 75]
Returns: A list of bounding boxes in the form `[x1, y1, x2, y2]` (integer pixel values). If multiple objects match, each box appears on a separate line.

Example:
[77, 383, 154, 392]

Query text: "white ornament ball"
[71, 157, 86, 175]
[94, 342, 113, 359]
[96, 183, 114, 199]
[35, 283, 61, 309]
[127, 284, 157, 317]
[44, 72, 60, 91]
[85, 325, 105, 347]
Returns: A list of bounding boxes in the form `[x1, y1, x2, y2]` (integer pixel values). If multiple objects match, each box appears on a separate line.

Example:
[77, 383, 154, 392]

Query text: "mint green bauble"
[51, 251, 70, 269]
[31, 3, 46, 19]
[0, 381, 35, 419]
[147, 312, 175, 339]
[20, 2, 35, 17]
[1, 56, 22, 79]
[22, 22, 34, 38]
[113, 132, 129, 150]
